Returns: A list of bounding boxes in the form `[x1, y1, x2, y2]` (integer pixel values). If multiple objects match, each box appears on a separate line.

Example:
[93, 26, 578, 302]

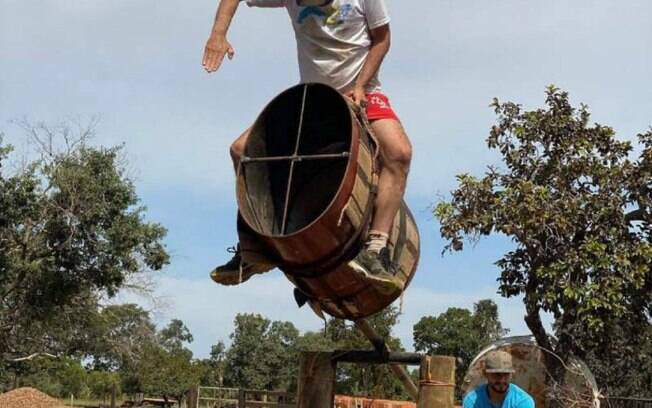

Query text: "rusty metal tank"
[235, 83, 420, 319]
[463, 336, 600, 408]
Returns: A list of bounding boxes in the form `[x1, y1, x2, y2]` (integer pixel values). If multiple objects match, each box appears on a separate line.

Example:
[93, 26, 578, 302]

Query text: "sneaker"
[348, 247, 404, 294]
[210, 245, 275, 286]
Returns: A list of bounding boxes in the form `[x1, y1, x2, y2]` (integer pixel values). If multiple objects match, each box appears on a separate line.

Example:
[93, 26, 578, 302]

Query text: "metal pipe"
[332, 350, 423, 365]
[240, 152, 350, 163]
[355, 319, 420, 400]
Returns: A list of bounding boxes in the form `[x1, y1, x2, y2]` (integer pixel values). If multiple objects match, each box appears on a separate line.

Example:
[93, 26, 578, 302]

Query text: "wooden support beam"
[296, 352, 336, 408]
[416, 355, 456, 408]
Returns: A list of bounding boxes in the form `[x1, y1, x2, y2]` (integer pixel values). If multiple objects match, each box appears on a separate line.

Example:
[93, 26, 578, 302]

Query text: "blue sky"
[1, 0, 651, 357]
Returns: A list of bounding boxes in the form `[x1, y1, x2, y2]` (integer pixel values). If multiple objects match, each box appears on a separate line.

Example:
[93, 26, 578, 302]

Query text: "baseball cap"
[484, 350, 516, 374]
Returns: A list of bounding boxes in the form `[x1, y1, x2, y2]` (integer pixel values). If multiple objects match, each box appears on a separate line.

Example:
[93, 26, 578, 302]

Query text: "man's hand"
[202, 34, 235, 73]
[346, 85, 368, 108]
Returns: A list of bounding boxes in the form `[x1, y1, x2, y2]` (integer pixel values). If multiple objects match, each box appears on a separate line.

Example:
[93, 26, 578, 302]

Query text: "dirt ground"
[0, 387, 67, 408]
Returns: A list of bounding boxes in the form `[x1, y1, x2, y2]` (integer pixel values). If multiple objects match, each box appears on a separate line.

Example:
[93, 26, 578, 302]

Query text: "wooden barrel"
[236, 83, 420, 319]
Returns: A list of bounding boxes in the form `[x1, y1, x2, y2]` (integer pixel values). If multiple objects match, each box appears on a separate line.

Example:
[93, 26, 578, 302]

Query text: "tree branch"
[625, 208, 647, 224]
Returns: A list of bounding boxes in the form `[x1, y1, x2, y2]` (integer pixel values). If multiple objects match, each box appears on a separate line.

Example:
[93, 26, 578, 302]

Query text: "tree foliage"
[221, 308, 409, 400]
[87, 370, 121, 403]
[136, 320, 201, 406]
[0, 125, 169, 362]
[197, 342, 227, 387]
[435, 87, 652, 394]
[223, 314, 299, 392]
[88, 304, 157, 371]
[413, 299, 507, 399]
[298, 306, 410, 400]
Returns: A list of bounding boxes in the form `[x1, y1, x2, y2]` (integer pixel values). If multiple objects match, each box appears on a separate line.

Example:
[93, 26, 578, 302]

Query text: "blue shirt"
[463, 384, 535, 408]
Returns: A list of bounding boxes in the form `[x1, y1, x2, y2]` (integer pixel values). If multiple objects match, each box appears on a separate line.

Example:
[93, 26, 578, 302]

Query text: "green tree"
[136, 320, 201, 406]
[0, 126, 169, 367]
[198, 342, 227, 386]
[88, 304, 157, 371]
[81, 304, 158, 396]
[159, 319, 194, 354]
[58, 360, 91, 400]
[473, 299, 507, 341]
[137, 344, 201, 406]
[223, 314, 299, 391]
[435, 87, 652, 395]
[583, 318, 652, 397]
[413, 299, 507, 399]
[87, 370, 121, 403]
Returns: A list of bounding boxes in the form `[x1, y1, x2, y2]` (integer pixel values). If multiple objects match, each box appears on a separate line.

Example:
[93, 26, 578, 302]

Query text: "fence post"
[110, 383, 117, 408]
[238, 389, 246, 408]
[187, 385, 199, 408]
[416, 355, 456, 408]
[297, 352, 336, 408]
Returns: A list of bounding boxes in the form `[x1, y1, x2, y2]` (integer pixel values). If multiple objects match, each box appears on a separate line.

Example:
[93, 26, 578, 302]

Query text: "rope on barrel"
[420, 357, 455, 388]
[418, 380, 455, 387]
[351, 103, 381, 166]
[337, 195, 352, 227]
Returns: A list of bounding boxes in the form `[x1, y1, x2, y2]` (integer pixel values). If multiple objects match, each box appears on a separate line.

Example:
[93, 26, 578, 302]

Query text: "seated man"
[463, 350, 535, 408]
[202, 0, 412, 293]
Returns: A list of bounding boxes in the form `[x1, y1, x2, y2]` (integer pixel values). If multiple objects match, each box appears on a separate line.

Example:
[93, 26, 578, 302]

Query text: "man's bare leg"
[211, 127, 276, 286]
[348, 118, 412, 293]
[369, 118, 412, 235]
[230, 127, 251, 172]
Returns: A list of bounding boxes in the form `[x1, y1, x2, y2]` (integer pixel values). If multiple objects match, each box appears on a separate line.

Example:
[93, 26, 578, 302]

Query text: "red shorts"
[365, 92, 400, 122]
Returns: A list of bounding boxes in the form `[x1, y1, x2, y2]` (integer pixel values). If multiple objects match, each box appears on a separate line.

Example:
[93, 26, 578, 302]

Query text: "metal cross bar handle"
[355, 319, 419, 400]
[333, 350, 423, 365]
[280, 85, 309, 235]
[240, 152, 350, 164]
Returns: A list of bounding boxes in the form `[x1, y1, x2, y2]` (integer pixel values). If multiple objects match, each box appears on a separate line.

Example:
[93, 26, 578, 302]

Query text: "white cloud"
[3, 0, 650, 201]
[117, 273, 324, 357]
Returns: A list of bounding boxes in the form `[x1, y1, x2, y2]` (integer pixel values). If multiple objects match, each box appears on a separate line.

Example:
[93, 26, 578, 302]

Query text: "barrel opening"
[240, 84, 352, 236]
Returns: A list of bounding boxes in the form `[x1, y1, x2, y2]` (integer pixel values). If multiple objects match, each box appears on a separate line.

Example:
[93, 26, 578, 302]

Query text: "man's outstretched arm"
[203, 0, 241, 73]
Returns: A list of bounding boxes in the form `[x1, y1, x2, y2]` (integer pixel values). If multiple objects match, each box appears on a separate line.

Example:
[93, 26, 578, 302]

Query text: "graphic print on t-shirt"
[297, 3, 353, 25]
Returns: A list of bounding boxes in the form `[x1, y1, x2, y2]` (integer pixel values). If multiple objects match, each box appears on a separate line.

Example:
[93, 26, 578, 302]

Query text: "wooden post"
[110, 383, 116, 408]
[416, 355, 456, 408]
[296, 352, 336, 408]
[187, 385, 199, 408]
[238, 389, 246, 408]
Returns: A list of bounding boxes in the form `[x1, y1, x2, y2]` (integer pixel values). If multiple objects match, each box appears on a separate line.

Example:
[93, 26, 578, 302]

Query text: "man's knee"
[230, 140, 244, 162]
[395, 141, 412, 170]
[230, 129, 250, 163]
[385, 137, 412, 176]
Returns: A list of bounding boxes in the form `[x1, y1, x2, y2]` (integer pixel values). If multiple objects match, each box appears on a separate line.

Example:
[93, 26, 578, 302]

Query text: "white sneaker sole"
[348, 260, 404, 293]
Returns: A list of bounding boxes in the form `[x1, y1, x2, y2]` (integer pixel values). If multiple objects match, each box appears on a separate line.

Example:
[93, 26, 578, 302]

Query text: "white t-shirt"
[244, 0, 390, 93]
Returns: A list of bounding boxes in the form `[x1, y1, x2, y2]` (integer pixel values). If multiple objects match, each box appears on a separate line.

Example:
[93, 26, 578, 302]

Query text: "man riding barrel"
[203, 0, 412, 293]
